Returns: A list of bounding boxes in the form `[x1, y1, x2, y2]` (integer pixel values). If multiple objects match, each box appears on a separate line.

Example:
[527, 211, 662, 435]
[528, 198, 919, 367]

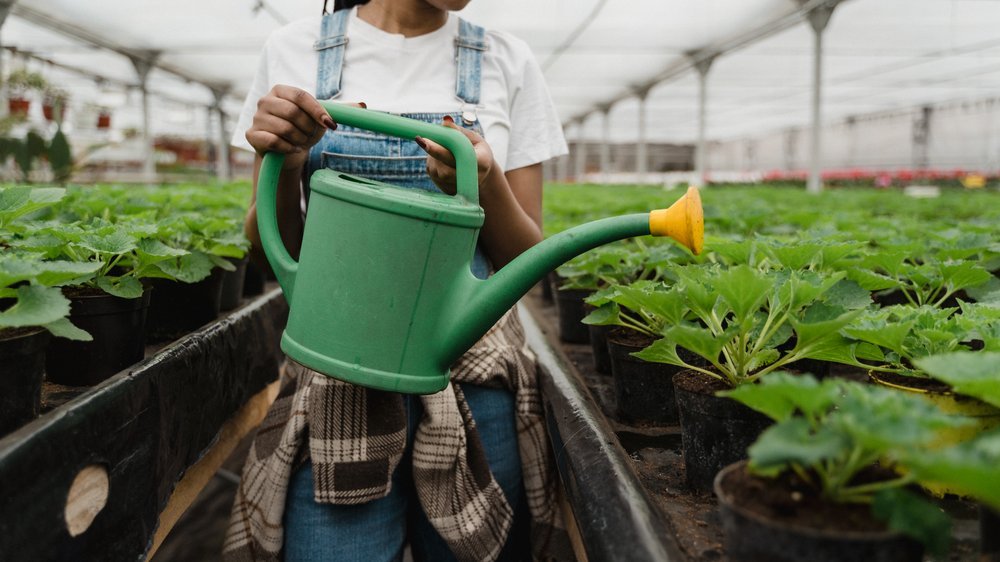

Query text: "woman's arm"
[417, 118, 543, 270]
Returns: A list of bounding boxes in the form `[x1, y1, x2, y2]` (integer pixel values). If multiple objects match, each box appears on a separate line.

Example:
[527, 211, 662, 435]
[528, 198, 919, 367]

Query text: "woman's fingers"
[271, 85, 336, 130]
[415, 136, 455, 167]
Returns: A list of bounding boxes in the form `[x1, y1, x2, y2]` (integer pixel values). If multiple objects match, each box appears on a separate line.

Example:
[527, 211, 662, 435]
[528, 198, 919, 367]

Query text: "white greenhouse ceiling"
[2, 0, 999, 144]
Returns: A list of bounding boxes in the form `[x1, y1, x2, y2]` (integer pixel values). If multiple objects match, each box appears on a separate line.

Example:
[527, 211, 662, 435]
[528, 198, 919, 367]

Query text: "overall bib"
[284, 11, 525, 562]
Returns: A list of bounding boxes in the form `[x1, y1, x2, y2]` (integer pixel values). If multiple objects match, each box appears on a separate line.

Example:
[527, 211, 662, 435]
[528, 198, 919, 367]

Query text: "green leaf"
[747, 418, 847, 477]
[0, 257, 101, 288]
[0, 284, 70, 328]
[904, 429, 1000, 510]
[822, 279, 873, 310]
[939, 261, 991, 294]
[871, 488, 951, 557]
[582, 302, 621, 326]
[914, 351, 1000, 408]
[721, 372, 840, 422]
[661, 323, 729, 369]
[76, 228, 136, 255]
[789, 309, 863, 356]
[43, 317, 92, 341]
[633, 338, 694, 370]
[95, 276, 144, 299]
[156, 252, 215, 283]
[714, 265, 773, 320]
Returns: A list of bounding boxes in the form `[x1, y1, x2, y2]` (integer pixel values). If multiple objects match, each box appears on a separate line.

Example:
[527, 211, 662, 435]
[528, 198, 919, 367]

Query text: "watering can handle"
[321, 102, 480, 204]
[256, 103, 482, 300]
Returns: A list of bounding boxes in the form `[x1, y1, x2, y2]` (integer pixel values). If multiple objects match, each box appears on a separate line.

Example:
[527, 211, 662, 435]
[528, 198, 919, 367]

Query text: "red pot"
[8, 98, 30, 116]
[97, 112, 111, 129]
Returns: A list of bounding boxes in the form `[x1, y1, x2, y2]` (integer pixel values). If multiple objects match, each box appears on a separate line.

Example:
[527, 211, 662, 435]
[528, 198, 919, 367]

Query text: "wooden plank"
[147, 379, 280, 559]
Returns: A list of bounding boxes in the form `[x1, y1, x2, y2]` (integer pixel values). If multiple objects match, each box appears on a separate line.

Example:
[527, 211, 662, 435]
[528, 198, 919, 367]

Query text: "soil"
[673, 369, 730, 395]
[719, 463, 894, 534]
[61, 285, 111, 298]
[607, 326, 657, 348]
[0, 326, 46, 341]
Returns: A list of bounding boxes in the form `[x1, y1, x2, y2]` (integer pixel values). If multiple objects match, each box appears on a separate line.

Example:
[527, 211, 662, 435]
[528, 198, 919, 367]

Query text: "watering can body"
[258, 103, 703, 394]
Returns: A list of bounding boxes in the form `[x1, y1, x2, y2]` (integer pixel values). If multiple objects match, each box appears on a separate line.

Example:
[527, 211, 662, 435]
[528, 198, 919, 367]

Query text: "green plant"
[0, 256, 98, 340]
[632, 264, 868, 387]
[0, 185, 65, 231]
[914, 351, 1000, 408]
[723, 373, 1000, 555]
[846, 245, 992, 307]
[583, 280, 687, 336]
[840, 305, 974, 376]
[5, 68, 47, 96]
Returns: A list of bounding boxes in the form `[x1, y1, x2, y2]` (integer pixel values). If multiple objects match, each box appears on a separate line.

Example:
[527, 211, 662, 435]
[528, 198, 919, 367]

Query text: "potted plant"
[42, 88, 69, 123]
[634, 263, 870, 489]
[716, 372, 999, 561]
[96, 108, 112, 130]
[583, 280, 696, 424]
[9, 212, 188, 385]
[5, 69, 46, 117]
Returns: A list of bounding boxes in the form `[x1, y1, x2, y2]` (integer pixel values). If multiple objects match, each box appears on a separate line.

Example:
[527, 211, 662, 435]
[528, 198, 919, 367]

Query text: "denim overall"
[285, 11, 526, 562]
[304, 8, 492, 279]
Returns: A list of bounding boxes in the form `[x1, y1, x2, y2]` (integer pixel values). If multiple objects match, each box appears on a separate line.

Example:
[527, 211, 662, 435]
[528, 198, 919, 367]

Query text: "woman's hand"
[416, 116, 495, 195]
[245, 85, 354, 171]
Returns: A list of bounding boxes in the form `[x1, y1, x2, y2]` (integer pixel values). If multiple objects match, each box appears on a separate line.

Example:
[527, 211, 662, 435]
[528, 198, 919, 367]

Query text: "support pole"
[211, 88, 231, 181]
[129, 51, 161, 184]
[804, 1, 839, 194]
[599, 106, 611, 182]
[689, 52, 716, 188]
[574, 119, 587, 182]
[912, 106, 932, 171]
[636, 89, 649, 184]
[0, 1, 20, 117]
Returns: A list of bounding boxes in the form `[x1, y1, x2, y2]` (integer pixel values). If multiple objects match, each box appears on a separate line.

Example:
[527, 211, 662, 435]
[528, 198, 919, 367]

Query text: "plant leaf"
[871, 488, 951, 557]
[747, 418, 846, 477]
[914, 351, 1000, 408]
[43, 317, 93, 341]
[0, 284, 70, 328]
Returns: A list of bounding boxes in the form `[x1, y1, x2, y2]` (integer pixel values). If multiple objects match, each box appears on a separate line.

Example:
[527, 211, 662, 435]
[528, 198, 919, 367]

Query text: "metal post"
[129, 51, 160, 184]
[912, 106, 932, 171]
[0, 1, 19, 117]
[636, 90, 649, 183]
[211, 88, 231, 181]
[599, 106, 611, 182]
[574, 120, 587, 182]
[693, 55, 715, 188]
[804, 1, 839, 194]
[556, 149, 569, 183]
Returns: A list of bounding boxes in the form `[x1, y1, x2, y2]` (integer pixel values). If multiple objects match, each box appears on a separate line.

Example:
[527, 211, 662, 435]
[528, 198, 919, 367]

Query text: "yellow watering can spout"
[649, 186, 703, 255]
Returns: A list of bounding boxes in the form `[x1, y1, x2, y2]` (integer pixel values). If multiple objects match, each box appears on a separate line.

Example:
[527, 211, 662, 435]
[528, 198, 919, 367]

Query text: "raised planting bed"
[0, 287, 287, 561]
[521, 289, 985, 561]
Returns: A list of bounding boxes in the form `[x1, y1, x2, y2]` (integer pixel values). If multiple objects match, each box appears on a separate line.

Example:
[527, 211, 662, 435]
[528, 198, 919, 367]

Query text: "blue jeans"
[284, 384, 529, 561]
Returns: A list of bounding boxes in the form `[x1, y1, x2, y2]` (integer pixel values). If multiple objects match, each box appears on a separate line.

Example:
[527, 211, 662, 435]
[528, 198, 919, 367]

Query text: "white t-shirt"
[232, 8, 568, 172]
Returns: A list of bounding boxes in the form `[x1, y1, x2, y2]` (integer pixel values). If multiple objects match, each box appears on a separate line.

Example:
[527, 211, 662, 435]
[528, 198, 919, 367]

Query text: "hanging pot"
[8, 97, 30, 117]
[0, 327, 50, 435]
[674, 370, 772, 491]
[715, 461, 923, 562]
[46, 288, 152, 387]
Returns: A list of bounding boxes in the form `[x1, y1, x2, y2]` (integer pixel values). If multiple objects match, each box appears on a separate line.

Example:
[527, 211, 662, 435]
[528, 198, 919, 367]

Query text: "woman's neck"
[357, 0, 448, 38]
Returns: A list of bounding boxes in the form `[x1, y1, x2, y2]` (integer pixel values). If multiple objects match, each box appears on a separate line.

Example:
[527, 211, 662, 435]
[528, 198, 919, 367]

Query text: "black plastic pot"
[539, 270, 555, 304]
[674, 370, 772, 491]
[554, 287, 591, 344]
[147, 268, 225, 342]
[608, 329, 681, 425]
[715, 461, 923, 562]
[588, 323, 612, 374]
[982, 505, 1000, 558]
[46, 289, 152, 387]
[0, 328, 50, 435]
[219, 256, 249, 311]
[242, 260, 268, 297]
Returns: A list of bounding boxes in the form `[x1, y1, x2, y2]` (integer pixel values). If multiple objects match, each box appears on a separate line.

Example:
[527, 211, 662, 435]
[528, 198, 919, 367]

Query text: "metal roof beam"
[10, 3, 232, 94]
[566, 0, 852, 124]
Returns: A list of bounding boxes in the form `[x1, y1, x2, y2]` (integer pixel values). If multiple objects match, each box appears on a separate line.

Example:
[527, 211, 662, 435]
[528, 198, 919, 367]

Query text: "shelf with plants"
[529, 182, 1000, 560]
[0, 180, 282, 560]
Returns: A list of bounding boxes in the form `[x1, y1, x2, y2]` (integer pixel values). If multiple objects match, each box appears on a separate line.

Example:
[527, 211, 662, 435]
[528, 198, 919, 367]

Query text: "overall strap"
[455, 18, 487, 122]
[314, 9, 350, 100]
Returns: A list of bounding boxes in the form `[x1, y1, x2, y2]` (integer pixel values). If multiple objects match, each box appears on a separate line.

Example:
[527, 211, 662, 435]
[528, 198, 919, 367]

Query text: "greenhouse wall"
[707, 96, 1000, 173]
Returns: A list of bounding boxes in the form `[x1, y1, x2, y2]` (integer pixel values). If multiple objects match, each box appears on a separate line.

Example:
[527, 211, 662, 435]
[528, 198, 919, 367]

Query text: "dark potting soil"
[673, 369, 730, 395]
[0, 326, 44, 340]
[720, 464, 895, 534]
[607, 326, 657, 348]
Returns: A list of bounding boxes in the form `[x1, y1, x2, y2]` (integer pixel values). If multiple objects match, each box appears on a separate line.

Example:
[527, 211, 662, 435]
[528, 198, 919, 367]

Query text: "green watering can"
[257, 103, 703, 394]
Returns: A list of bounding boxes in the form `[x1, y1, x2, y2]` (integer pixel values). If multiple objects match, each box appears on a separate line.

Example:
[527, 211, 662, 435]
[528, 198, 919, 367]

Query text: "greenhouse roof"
[3, 0, 999, 144]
